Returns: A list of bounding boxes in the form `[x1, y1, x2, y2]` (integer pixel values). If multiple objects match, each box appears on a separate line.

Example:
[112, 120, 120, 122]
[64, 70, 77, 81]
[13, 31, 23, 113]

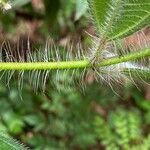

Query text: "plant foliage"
[0, 132, 28, 150]
[0, 0, 150, 149]
[88, 0, 150, 40]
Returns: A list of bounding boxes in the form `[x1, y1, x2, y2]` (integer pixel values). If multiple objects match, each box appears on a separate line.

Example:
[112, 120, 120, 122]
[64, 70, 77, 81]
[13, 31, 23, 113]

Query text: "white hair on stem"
[0, 32, 149, 94]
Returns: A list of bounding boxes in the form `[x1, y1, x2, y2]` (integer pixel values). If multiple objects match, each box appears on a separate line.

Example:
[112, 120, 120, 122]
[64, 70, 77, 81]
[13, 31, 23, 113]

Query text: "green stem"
[0, 61, 90, 70]
[0, 48, 149, 70]
[99, 48, 150, 67]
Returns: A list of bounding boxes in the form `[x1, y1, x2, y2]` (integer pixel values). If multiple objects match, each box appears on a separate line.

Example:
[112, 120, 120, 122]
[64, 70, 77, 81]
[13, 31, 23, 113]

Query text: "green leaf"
[11, 0, 31, 8]
[88, 0, 150, 40]
[75, 0, 88, 20]
[0, 132, 28, 150]
[2, 112, 24, 134]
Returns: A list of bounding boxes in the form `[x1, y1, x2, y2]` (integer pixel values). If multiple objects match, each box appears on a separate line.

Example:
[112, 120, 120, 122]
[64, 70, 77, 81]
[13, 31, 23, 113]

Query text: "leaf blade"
[0, 132, 28, 150]
[88, 0, 150, 40]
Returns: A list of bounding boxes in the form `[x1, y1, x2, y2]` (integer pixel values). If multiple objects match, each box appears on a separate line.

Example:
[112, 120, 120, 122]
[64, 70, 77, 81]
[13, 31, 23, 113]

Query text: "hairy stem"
[0, 48, 149, 70]
[98, 48, 150, 67]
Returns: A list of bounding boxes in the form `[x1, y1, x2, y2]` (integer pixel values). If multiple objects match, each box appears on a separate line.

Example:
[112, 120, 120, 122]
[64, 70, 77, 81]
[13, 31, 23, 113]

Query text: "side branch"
[99, 48, 150, 67]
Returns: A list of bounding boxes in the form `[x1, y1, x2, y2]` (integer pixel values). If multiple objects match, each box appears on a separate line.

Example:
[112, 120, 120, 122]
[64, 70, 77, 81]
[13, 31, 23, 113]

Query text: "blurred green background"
[0, 0, 150, 149]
